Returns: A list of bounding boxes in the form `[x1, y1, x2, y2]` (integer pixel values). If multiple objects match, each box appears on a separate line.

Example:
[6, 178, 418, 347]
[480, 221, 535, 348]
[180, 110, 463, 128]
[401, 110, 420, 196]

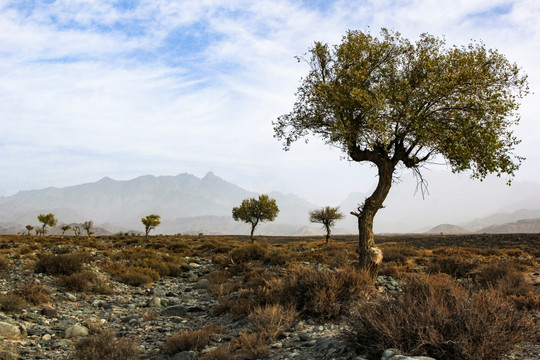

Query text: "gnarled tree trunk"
[353, 159, 394, 278]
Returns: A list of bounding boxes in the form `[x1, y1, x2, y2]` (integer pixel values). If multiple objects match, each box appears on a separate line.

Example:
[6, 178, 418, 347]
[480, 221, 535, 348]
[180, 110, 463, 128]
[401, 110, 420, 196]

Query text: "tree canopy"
[142, 214, 161, 237]
[309, 206, 344, 244]
[37, 213, 57, 235]
[232, 194, 279, 242]
[274, 29, 528, 275]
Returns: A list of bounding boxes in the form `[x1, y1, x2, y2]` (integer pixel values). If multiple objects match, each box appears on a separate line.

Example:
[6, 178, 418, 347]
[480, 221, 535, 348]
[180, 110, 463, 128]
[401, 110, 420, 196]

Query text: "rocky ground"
[0, 234, 539, 360]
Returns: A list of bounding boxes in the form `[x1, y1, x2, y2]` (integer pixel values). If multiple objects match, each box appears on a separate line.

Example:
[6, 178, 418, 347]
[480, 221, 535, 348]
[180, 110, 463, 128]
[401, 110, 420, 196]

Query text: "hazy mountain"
[463, 209, 540, 231]
[0, 172, 319, 235]
[426, 224, 471, 234]
[479, 218, 540, 233]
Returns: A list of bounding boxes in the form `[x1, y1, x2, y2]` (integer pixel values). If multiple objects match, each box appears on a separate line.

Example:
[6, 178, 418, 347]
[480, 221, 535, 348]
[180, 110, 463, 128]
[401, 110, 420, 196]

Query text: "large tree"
[274, 29, 528, 276]
[232, 194, 279, 242]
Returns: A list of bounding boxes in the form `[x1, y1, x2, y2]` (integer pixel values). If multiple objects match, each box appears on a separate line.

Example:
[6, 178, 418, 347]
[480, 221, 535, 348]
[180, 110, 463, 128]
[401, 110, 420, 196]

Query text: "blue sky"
[1, 0, 539, 210]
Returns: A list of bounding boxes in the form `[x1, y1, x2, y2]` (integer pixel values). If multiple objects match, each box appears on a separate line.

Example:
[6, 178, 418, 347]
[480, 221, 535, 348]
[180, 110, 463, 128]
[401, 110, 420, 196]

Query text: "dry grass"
[248, 304, 298, 340]
[234, 332, 270, 358]
[0, 294, 27, 312]
[14, 282, 50, 304]
[163, 325, 222, 355]
[71, 329, 140, 360]
[34, 252, 87, 275]
[347, 273, 538, 360]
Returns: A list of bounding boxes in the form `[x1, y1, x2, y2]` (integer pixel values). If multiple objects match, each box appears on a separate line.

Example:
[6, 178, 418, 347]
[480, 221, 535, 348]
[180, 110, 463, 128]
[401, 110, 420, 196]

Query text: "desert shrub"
[475, 261, 540, 310]
[91, 278, 114, 295]
[248, 304, 298, 340]
[380, 245, 420, 264]
[0, 256, 9, 271]
[427, 255, 476, 278]
[234, 332, 270, 358]
[255, 265, 373, 319]
[263, 248, 288, 266]
[230, 243, 268, 264]
[117, 267, 159, 286]
[163, 325, 221, 355]
[58, 270, 96, 292]
[347, 273, 538, 360]
[71, 329, 140, 360]
[0, 294, 27, 312]
[0, 343, 18, 360]
[208, 270, 240, 297]
[198, 344, 235, 360]
[15, 282, 50, 304]
[34, 252, 87, 275]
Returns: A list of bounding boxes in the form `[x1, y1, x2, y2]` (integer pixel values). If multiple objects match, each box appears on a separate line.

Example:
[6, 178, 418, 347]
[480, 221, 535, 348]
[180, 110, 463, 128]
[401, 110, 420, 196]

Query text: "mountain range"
[1, 171, 540, 235]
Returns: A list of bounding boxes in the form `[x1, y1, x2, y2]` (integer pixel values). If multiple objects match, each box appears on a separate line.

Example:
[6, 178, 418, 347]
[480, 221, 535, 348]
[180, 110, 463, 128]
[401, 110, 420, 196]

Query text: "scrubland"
[0, 233, 538, 360]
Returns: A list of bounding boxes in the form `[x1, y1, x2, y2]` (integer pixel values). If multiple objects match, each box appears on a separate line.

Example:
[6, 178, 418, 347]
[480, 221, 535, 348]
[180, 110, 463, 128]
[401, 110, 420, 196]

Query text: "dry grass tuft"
[248, 304, 298, 340]
[347, 273, 538, 360]
[234, 332, 270, 358]
[15, 282, 50, 304]
[0, 294, 27, 312]
[71, 328, 140, 360]
[35, 252, 87, 275]
[163, 325, 222, 355]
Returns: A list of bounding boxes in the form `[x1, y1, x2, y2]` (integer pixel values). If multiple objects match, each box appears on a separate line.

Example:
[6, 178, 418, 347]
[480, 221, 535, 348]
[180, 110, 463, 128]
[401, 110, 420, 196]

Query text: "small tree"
[37, 213, 57, 236]
[73, 225, 81, 239]
[141, 214, 161, 238]
[232, 194, 279, 243]
[309, 206, 344, 244]
[274, 29, 528, 276]
[60, 225, 71, 239]
[25, 225, 34, 236]
[82, 221, 94, 237]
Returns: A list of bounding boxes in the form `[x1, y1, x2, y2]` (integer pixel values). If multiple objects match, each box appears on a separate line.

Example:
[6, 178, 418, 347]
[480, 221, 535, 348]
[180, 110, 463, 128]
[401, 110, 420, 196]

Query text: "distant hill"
[425, 224, 471, 234]
[479, 218, 540, 233]
[0, 172, 320, 235]
[463, 209, 540, 232]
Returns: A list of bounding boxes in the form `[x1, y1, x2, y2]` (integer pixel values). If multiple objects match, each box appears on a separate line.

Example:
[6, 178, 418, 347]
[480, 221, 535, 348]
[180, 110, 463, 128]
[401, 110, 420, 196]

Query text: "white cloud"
[0, 0, 539, 220]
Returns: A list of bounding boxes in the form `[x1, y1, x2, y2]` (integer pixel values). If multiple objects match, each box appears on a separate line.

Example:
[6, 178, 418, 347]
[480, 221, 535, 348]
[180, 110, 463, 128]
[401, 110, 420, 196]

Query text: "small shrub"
[347, 273, 538, 360]
[15, 282, 50, 304]
[118, 267, 159, 286]
[0, 294, 27, 312]
[248, 304, 298, 340]
[259, 265, 374, 319]
[58, 271, 95, 292]
[0, 343, 18, 360]
[427, 255, 476, 278]
[230, 243, 268, 264]
[0, 257, 9, 271]
[163, 325, 221, 355]
[71, 329, 140, 360]
[35, 252, 87, 275]
[234, 332, 270, 358]
[198, 344, 235, 360]
[263, 249, 288, 266]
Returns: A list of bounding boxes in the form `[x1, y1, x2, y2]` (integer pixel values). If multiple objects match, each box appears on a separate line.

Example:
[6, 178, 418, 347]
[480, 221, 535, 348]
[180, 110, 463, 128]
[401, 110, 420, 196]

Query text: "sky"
[1, 0, 540, 207]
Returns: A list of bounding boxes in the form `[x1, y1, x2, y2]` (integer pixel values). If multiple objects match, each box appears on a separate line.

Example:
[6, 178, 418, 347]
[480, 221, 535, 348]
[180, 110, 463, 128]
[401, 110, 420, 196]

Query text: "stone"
[0, 321, 22, 339]
[65, 293, 77, 302]
[148, 297, 162, 307]
[193, 278, 209, 289]
[171, 350, 196, 360]
[161, 305, 187, 317]
[64, 325, 89, 339]
[41, 307, 58, 317]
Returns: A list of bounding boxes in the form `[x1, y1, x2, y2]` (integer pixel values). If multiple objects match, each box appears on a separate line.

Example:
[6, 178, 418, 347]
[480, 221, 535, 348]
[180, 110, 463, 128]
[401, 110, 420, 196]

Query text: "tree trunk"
[355, 160, 394, 278]
[250, 224, 255, 243]
[325, 225, 331, 244]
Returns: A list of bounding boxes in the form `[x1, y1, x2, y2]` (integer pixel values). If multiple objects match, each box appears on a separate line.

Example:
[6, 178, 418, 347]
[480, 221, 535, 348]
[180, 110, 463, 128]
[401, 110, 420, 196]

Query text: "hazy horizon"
[1, 1, 539, 207]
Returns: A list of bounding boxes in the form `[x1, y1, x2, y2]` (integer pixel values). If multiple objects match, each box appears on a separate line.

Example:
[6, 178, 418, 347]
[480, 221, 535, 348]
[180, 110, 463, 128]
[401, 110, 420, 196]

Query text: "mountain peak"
[203, 171, 216, 179]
